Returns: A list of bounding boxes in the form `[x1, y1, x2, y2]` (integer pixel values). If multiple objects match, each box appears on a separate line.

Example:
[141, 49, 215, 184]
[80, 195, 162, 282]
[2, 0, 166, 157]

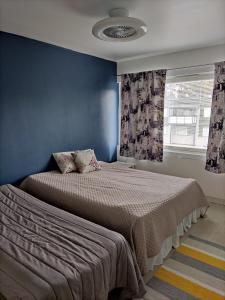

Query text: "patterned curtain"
[205, 61, 225, 173]
[120, 70, 167, 161]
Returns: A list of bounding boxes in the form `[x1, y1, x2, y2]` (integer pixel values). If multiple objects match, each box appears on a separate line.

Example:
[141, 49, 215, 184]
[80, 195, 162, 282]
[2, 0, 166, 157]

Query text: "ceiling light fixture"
[92, 8, 147, 42]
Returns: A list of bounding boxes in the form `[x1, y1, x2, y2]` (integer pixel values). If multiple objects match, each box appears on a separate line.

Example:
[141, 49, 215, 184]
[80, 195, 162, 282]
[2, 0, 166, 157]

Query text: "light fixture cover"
[92, 8, 147, 42]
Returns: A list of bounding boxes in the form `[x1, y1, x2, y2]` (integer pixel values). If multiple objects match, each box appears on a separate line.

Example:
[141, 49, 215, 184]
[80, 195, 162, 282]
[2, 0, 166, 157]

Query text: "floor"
[140, 203, 225, 300]
[188, 203, 225, 247]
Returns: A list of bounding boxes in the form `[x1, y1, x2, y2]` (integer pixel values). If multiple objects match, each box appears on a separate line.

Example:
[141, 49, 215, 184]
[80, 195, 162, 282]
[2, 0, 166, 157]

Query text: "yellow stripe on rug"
[184, 238, 225, 261]
[177, 245, 225, 271]
[154, 267, 224, 300]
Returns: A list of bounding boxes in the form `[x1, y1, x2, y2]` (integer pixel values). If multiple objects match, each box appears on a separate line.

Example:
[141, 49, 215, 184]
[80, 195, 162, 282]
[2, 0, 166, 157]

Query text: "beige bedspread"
[0, 184, 145, 300]
[21, 163, 209, 275]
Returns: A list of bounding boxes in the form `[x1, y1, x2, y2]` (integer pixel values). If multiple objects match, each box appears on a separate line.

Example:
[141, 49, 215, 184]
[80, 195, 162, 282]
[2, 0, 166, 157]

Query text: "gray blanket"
[21, 163, 209, 275]
[0, 184, 145, 300]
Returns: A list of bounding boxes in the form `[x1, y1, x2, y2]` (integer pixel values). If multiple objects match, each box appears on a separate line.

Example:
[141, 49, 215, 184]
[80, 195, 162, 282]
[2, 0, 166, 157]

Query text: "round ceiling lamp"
[92, 8, 147, 42]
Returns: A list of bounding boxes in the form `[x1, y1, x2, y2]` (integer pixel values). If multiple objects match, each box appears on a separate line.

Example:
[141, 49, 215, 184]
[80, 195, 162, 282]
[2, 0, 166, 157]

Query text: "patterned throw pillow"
[53, 152, 77, 174]
[73, 149, 101, 173]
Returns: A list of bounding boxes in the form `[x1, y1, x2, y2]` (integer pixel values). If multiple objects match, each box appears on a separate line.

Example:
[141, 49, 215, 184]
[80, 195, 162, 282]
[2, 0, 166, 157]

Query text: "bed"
[21, 162, 209, 275]
[0, 184, 145, 300]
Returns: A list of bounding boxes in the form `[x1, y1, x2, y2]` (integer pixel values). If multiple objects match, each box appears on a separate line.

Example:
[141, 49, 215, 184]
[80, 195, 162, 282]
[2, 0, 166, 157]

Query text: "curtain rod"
[116, 62, 214, 77]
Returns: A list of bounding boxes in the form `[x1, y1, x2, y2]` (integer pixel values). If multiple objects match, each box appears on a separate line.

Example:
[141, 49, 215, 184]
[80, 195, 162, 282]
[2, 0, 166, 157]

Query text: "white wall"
[117, 44, 225, 202]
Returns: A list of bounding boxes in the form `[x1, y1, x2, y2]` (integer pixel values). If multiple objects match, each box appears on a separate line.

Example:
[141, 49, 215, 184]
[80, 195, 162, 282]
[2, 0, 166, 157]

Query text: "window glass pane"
[203, 127, 209, 137]
[184, 117, 193, 124]
[204, 107, 211, 118]
[164, 78, 214, 149]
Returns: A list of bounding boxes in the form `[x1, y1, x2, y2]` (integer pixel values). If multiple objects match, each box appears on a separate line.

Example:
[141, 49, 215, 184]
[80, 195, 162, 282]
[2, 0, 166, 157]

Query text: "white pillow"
[72, 149, 101, 173]
[53, 151, 77, 174]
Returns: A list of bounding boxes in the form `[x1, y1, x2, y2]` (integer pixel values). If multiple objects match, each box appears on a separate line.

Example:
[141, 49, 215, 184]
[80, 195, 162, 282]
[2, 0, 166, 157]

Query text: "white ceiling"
[1, 0, 225, 62]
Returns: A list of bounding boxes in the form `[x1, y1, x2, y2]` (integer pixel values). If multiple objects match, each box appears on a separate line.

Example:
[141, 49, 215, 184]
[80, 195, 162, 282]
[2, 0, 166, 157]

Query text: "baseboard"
[207, 196, 225, 206]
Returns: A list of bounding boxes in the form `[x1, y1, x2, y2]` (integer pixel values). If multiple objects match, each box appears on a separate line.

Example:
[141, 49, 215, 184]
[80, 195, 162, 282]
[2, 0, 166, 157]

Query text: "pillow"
[53, 151, 77, 174]
[73, 149, 101, 173]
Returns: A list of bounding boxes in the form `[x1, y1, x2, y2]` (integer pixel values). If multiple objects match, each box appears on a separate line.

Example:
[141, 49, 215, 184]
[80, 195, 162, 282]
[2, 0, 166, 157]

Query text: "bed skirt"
[147, 207, 207, 271]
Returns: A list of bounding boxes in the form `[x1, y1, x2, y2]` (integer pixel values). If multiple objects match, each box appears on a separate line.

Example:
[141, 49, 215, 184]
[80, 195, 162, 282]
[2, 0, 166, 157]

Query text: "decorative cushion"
[73, 149, 101, 173]
[53, 152, 77, 174]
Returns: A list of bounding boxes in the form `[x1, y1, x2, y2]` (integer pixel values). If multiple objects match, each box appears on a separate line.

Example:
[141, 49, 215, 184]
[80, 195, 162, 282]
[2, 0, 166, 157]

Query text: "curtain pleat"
[205, 61, 225, 173]
[120, 70, 167, 161]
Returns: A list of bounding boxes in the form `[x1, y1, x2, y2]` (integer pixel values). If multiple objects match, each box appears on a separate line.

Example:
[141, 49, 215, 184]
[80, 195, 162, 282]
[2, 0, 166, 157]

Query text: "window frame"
[164, 69, 214, 156]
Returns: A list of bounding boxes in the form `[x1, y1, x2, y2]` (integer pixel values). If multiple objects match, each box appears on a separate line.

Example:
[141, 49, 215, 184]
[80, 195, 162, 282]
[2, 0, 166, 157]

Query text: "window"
[164, 77, 214, 151]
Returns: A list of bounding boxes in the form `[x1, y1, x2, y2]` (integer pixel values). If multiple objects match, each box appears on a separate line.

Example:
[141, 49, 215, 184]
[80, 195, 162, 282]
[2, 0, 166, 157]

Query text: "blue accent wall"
[0, 32, 118, 185]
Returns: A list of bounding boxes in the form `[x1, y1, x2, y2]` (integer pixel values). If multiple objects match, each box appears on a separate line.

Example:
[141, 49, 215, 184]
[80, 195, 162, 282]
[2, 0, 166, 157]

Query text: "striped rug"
[146, 235, 225, 300]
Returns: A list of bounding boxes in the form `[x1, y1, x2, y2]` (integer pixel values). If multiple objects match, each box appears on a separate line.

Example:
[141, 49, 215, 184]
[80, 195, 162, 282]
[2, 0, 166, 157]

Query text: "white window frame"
[164, 65, 214, 157]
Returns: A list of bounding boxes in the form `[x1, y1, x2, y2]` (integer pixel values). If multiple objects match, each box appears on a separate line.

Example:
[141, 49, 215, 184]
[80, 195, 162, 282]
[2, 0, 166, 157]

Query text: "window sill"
[117, 145, 207, 161]
[164, 145, 206, 159]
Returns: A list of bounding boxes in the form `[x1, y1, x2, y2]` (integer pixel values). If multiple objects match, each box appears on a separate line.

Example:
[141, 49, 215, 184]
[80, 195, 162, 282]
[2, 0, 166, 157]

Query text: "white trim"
[117, 144, 207, 160]
[116, 43, 225, 63]
[164, 145, 206, 159]
[166, 72, 214, 83]
[166, 64, 214, 78]
[117, 49, 174, 63]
